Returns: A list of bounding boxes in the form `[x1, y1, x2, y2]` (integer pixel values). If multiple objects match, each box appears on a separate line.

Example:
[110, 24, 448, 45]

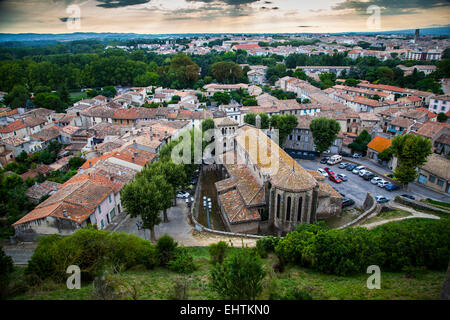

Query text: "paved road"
[112, 198, 201, 245]
[360, 202, 440, 229]
[297, 158, 449, 207]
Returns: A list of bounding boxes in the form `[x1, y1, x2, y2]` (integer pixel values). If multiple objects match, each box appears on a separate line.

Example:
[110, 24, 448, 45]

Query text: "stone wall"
[338, 193, 377, 230]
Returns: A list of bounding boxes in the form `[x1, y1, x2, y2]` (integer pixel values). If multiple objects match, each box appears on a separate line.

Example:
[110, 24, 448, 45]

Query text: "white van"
[327, 155, 342, 165]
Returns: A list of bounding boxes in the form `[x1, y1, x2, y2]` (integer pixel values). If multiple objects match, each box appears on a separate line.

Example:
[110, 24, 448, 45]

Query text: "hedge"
[274, 218, 450, 276]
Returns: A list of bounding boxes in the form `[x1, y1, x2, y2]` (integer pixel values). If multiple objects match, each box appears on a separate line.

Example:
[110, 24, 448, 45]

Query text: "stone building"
[213, 123, 342, 235]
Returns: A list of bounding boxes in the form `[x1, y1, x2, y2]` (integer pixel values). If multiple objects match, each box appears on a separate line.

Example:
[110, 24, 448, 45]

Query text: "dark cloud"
[333, 0, 450, 15]
[96, 0, 151, 9]
[186, 0, 260, 5]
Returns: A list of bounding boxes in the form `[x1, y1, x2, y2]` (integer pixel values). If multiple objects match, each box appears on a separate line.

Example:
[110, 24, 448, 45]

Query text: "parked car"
[329, 174, 342, 183]
[352, 166, 365, 174]
[339, 151, 352, 157]
[376, 196, 390, 203]
[176, 191, 190, 199]
[317, 168, 328, 177]
[378, 180, 390, 188]
[337, 173, 348, 182]
[327, 155, 342, 165]
[320, 157, 330, 164]
[346, 164, 357, 171]
[342, 198, 355, 207]
[352, 153, 362, 159]
[384, 173, 395, 179]
[358, 169, 369, 177]
[385, 184, 400, 191]
[339, 162, 350, 169]
[401, 194, 415, 200]
[324, 167, 335, 176]
[371, 177, 383, 185]
[363, 172, 376, 181]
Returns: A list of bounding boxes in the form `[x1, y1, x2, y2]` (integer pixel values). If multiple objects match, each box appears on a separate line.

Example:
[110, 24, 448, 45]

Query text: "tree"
[244, 113, 256, 126]
[437, 112, 448, 123]
[319, 72, 336, 89]
[242, 98, 257, 106]
[309, 118, 341, 154]
[293, 68, 307, 80]
[101, 86, 117, 98]
[211, 91, 231, 105]
[0, 245, 14, 299]
[210, 248, 265, 300]
[270, 114, 298, 145]
[201, 118, 215, 133]
[68, 157, 86, 170]
[121, 175, 163, 242]
[210, 61, 243, 84]
[390, 134, 432, 189]
[3, 85, 29, 109]
[344, 78, 360, 87]
[348, 130, 372, 156]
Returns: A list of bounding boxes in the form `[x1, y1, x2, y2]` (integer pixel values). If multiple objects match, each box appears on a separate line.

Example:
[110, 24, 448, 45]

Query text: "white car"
[378, 180, 390, 188]
[371, 177, 383, 185]
[352, 166, 365, 174]
[358, 169, 369, 177]
[337, 173, 348, 181]
[317, 168, 329, 177]
[176, 191, 190, 199]
[353, 153, 362, 158]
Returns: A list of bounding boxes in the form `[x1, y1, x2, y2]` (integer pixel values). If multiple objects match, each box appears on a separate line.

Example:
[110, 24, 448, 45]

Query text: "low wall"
[338, 193, 377, 229]
[394, 196, 450, 215]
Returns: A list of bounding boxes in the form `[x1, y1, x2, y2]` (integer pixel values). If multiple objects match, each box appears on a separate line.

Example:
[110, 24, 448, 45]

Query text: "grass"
[321, 210, 359, 229]
[422, 199, 450, 211]
[11, 247, 445, 300]
[363, 210, 412, 225]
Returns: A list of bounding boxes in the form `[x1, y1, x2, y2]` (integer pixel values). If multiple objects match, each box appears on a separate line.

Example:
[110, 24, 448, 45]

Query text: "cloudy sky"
[0, 0, 449, 34]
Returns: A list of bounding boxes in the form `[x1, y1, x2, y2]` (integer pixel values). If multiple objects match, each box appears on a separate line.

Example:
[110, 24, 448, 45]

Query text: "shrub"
[168, 247, 196, 274]
[256, 236, 280, 258]
[274, 218, 449, 276]
[210, 248, 266, 300]
[0, 246, 14, 299]
[156, 234, 178, 266]
[279, 287, 313, 300]
[26, 228, 158, 282]
[208, 241, 228, 265]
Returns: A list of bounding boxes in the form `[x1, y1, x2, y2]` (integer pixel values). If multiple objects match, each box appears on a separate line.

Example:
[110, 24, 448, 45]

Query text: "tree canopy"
[309, 118, 341, 154]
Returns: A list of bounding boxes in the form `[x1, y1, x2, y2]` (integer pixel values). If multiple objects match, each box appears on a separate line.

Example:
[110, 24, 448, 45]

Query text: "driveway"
[111, 198, 201, 245]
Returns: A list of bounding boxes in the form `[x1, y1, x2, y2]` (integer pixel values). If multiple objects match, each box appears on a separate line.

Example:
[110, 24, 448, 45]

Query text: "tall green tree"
[3, 85, 29, 109]
[309, 118, 341, 154]
[270, 114, 298, 145]
[390, 134, 432, 189]
[348, 130, 372, 156]
[121, 175, 163, 242]
[210, 61, 243, 84]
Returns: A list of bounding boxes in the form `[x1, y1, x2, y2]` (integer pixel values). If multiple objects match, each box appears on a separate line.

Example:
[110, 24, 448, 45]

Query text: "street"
[297, 157, 449, 207]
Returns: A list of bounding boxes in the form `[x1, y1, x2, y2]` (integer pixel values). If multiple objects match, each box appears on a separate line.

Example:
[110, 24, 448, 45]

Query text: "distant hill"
[0, 26, 449, 43]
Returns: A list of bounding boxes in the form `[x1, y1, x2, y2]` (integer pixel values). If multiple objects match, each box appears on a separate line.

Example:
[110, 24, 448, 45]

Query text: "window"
[276, 194, 281, 219]
[286, 197, 291, 221]
[429, 175, 436, 183]
[98, 205, 102, 214]
[297, 197, 302, 221]
[305, 136, 309, 142]
[109, 194, 112, 203]
[437, 179, 444, 187]
[289, 135, 293, 140]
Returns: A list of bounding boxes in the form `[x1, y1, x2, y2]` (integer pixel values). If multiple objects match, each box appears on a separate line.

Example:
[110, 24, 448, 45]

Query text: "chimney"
[89, 161, 92, 168]
[63, 209, 68, 217]
[110, 176, 114, 182]
[131, 157, 135, 163]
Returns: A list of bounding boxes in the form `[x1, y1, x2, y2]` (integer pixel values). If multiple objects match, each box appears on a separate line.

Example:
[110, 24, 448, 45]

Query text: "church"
[212, 116, 343, 235]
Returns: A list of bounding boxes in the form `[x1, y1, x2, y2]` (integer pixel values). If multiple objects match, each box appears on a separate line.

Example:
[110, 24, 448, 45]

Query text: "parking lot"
[297, 158, 408, 207]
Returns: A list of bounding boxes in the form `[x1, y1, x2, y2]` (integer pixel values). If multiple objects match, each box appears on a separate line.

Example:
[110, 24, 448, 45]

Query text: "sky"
[0, 0, 449, 34]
